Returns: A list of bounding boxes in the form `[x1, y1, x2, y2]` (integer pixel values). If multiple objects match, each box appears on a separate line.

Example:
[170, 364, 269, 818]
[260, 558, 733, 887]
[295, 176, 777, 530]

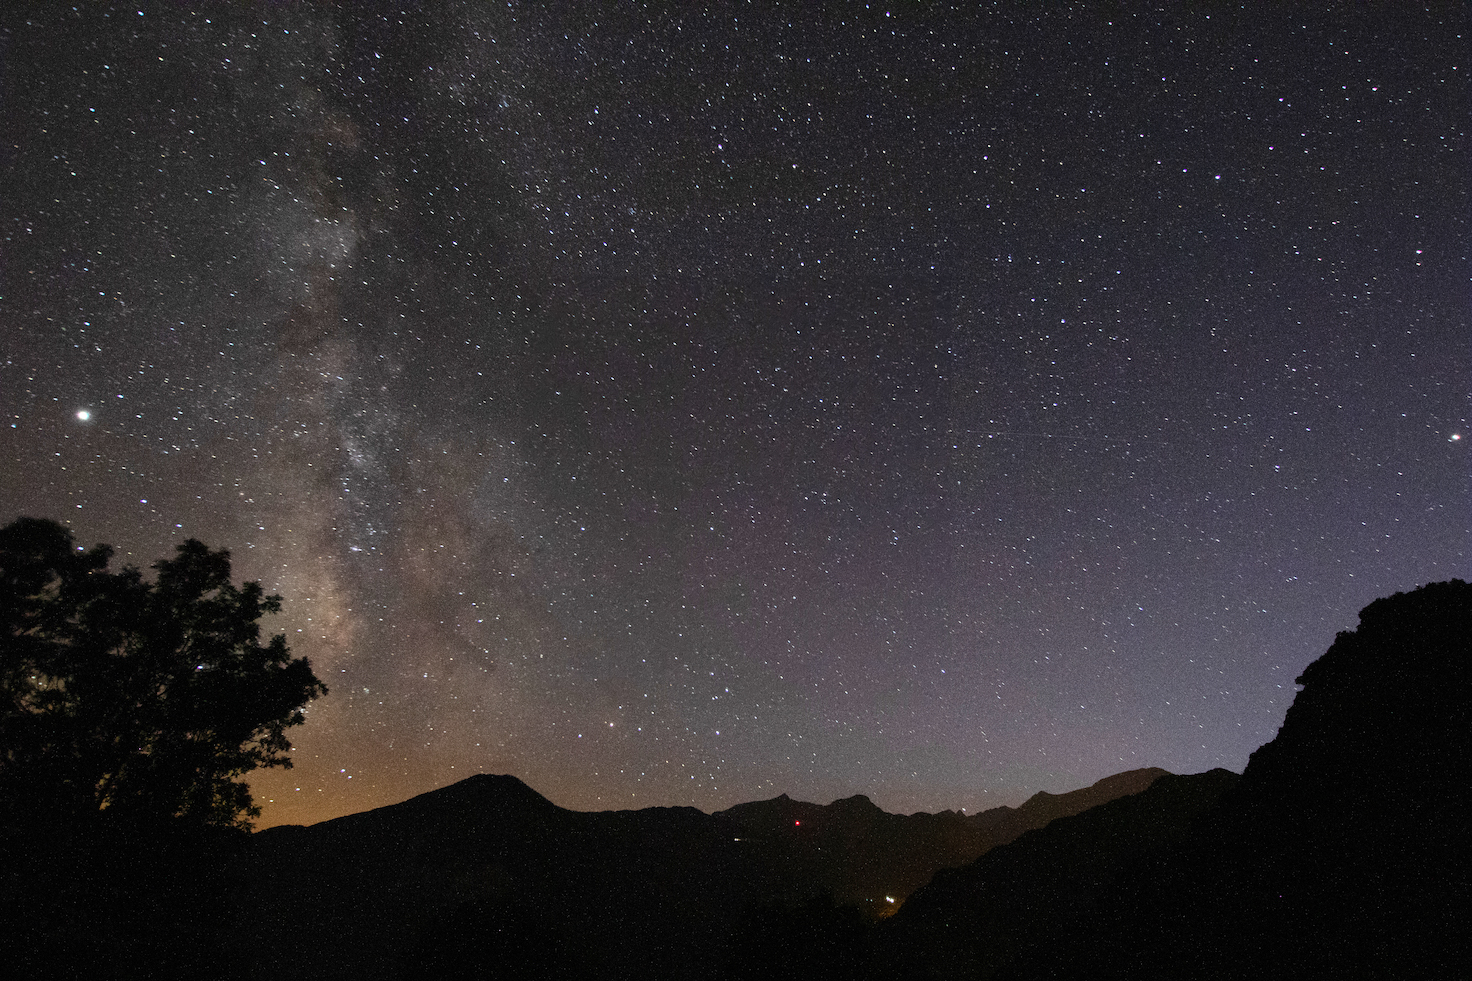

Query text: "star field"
[2, 3, 1466, 826]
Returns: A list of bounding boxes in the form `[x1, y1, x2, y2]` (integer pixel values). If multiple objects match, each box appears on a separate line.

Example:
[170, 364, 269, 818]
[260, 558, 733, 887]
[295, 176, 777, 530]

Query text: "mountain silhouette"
[713, 768, 1169, 910]
[238, 768, 1167, 980]
[248, 775, 757, 981]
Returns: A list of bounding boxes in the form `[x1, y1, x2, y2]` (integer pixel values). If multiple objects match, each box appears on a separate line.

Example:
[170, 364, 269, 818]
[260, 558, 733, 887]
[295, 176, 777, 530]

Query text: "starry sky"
[2, 3, 1466, 827]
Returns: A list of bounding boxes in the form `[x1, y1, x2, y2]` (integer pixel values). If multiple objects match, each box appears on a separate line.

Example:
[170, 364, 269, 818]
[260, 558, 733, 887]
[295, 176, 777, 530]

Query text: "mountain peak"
[830, 793, 882, 813]
[408, 771, 550, 804]
[412, 772, 564, 820]
[299, 772, 560, 838]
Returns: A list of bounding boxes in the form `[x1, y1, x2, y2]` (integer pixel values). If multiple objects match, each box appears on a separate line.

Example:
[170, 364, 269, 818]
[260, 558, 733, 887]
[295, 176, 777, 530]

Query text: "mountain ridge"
[239, 765, 1174, 981]
[263, 765, 1171, 835]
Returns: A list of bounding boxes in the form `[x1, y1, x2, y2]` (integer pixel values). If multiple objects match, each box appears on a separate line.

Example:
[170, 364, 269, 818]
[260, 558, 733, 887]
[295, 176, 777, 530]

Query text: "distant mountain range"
[712, 766, 1170, 909]
[241, 764, 1169, 980]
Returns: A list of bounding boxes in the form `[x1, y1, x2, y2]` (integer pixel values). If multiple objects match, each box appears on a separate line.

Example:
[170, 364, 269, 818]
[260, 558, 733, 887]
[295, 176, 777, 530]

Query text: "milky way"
[2, 3, 1466, 826]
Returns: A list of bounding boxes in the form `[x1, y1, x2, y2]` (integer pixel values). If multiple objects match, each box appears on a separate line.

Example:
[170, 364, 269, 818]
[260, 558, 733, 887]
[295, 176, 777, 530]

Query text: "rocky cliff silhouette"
[1149, 578, 1471, 980]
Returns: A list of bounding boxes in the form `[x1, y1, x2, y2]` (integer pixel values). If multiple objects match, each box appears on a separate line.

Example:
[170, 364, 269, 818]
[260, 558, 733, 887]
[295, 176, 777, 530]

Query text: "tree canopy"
[0, 517, 327, 831]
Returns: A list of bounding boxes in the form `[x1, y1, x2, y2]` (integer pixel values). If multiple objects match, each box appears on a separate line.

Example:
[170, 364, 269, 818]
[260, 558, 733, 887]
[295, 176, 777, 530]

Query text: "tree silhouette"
[0, 516, 327, 831]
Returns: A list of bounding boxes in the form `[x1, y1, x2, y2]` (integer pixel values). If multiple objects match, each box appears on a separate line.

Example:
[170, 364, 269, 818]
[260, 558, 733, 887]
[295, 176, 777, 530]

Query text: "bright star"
[75, 409, 91, 422]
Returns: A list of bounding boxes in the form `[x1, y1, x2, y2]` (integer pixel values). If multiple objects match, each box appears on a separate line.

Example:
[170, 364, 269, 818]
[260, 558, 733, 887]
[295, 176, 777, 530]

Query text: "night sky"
[3, 3, 1466, 828]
